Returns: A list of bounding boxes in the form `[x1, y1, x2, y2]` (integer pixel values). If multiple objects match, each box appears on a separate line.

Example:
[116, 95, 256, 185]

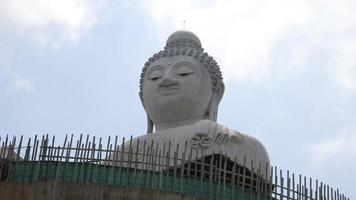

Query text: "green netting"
[6, 161, 268, 200]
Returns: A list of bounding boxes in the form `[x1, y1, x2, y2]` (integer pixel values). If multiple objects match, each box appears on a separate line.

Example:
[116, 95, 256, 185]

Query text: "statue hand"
[189, 120, 243, 148]
[189, 119, 217, 149]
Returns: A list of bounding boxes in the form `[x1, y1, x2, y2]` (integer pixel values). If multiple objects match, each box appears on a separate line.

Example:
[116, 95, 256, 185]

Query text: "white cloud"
[140, 0, 356, 89]
[309, 126, 356, 165]
[332, 39, 356, 94]
[139, 0, 313, 82]
[0, 0, 109, 45]
[14, 74, 34, 93]
[0, 0, 111, 93]
[308, 0, 356, 93]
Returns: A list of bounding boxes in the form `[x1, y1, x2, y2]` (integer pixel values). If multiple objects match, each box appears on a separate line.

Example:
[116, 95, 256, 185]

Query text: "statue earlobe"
[140, 96, 154, 134]
[215, 83, 225, 105]
[208, 84, 225, 122]
[146, 114, 154, 134]
[208, 102, 218, 121]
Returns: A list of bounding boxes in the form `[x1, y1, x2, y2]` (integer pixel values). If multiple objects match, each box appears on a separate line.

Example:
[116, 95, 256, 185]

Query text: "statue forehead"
[148, 55, 203, 68]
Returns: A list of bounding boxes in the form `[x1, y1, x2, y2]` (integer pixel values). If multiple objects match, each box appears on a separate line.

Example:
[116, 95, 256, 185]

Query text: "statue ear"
[208, 84, 225, 121]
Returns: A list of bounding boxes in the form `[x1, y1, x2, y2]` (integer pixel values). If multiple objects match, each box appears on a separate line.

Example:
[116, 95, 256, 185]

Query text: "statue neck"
[154, 117, 204, 131]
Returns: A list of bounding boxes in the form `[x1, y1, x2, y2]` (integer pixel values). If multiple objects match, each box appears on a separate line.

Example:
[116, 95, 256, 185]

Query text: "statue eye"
[179, 72, 190, 77]
[148, 70, 163, 81]
[177, 66, 194, 77]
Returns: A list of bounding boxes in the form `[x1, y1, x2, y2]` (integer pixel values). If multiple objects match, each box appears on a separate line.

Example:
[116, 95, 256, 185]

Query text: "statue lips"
[158, 85, 180, 95]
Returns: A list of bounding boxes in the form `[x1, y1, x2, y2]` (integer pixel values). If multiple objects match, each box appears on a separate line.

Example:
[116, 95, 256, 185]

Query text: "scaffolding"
[0, 134, 349, 200]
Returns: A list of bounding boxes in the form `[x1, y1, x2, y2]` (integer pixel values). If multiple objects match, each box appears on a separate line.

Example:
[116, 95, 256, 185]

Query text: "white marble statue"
[118, 31, 269, 175]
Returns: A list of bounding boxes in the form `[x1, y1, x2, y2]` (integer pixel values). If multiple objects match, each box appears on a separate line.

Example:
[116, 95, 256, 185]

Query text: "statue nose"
[159, 75, 178, 87]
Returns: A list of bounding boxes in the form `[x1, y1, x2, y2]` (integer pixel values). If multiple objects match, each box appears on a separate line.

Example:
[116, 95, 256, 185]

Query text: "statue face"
[142, 55, 213, 129]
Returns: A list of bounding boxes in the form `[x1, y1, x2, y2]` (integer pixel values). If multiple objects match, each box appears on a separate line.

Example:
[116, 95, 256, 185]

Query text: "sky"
[0, 0, 355, 198]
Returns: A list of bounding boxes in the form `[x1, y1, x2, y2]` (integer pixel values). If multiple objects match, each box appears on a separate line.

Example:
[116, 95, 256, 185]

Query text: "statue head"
[139, 31, 225, 133]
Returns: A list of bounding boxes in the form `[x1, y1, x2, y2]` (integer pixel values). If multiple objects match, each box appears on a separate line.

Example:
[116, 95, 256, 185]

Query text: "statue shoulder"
[241, 133, 270, 161]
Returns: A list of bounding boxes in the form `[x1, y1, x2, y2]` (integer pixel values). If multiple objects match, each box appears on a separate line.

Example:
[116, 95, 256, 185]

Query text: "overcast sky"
[0, 0, 355, 198]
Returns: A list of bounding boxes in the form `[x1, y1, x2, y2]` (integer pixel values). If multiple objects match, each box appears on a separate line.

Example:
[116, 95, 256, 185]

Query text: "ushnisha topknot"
[165, 30, 202, 49]
[139, 30, 224, 102]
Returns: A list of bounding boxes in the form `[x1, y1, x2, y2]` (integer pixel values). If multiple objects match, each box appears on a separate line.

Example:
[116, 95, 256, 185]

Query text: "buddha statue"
[117, 30, 269, 176]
